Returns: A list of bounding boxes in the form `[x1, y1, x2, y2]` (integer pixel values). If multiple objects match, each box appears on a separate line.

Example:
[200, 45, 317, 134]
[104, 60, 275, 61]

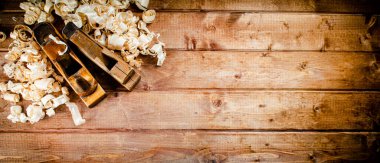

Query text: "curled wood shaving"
[26, 103, 45, 124]
[53, 0, 78, 16]
[66, 102, 86, 126]
[2, 93, 20, 102]
[142, 10, 156, 24]
[20, 1, 54, 25]
[7, 105, 28, 123]
[134, 0, 149, 11]
[1, 25, 85, 126]
[0, 31, 6, 43]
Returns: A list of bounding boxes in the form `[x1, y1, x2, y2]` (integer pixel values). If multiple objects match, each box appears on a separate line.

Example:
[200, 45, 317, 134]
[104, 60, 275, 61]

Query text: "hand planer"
[33, 22, 106, 108]
[62, 22, 141, 91]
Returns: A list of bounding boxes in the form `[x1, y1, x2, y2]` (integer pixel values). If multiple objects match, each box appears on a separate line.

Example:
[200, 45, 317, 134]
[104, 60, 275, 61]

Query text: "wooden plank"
[150, 13, 380, 51]
[1, 0, 380, 13]
[1, 12, 379, 51]
[133, 51, 380, 90]
[0, 132, 378, 162]
[0, 91, 379, 130]
[1, 51, 380, 90]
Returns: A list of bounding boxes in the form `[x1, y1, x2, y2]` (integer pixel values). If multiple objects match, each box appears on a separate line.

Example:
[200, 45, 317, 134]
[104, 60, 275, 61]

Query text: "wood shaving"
[20, 1, 54, 25]
[142, 10, 156, 23]
[66, 102, 86, 126]
[0, 31, 6, 43]
[1, 25, 85, 126]
[26, 103, 45, 124]
[46, 108, 56, 117]
[134, 0, 149, 11]
[2, 93, 20, 102]
[41, 94, 55, 108]
[7, 105, 28, 123]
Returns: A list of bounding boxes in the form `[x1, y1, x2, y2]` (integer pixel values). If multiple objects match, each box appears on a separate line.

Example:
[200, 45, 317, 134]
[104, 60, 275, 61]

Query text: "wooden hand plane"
[33, 22, 106, 108]
[62, 22, 141, 91]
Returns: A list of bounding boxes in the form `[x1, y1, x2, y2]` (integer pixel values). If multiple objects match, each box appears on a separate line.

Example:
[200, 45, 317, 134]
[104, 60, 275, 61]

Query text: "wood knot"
[320, 18, 334, 30]
[249, 33, 258, 40]
[261, 53, 270, 57]
[193, 149, 227, 163]
[143, 83, 151, 91]
[297, 61, 308, 71]
[313, 105, 321, 112]
[212, 99, 222, 107]
[282, 21, 289, 30]
[259, 104, 266, 108]
[206, 24, 216, 32]
[296, 32, 303, 40]
[209, 41, 220, 51]
[234, 73, 242, 79]
[209, 95, 224, 114]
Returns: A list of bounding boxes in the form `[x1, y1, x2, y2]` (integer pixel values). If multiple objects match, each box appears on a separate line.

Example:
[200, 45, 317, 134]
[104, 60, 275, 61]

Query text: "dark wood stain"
[259, 104, 266, 108]
[282, 22, 290, 30]
[297, 61, 308, 71]
[234, 73, 242, 79]
[212, 99, 222, 107]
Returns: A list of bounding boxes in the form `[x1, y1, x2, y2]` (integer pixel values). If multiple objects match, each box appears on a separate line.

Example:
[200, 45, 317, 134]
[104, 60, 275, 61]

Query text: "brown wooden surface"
[148, 13, 380, 51]
[2, 0, 380, 13]
[2, 51, 380, 90]
[0, 132, 379, 162]
[1, 0, 380, 162]
[1, 12, 380, 51]
[1, 91, 380, 130]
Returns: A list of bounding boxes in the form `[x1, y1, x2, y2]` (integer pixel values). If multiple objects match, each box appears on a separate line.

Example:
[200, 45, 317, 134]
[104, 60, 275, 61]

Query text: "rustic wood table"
[1, 0, 380, 162]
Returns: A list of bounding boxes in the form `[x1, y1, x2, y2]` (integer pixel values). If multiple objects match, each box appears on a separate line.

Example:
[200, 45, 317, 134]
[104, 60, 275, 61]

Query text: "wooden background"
[1, 0, 380, 162]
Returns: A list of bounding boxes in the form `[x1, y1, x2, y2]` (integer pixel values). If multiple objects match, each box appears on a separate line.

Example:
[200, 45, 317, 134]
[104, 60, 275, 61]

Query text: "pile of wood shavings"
[0, 25, 85, 126]
[1, 0, 166, 126]
[20, 0, 166, 67]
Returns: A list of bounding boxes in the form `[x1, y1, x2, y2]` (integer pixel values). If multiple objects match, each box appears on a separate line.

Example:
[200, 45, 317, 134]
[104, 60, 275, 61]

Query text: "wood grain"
[133, 51, 380, 90]
[1, 12, 379, 51]
[150, 13, 380, 51]
[1, 0, 380, 13]
[4, 51, 379, 90]
[0, 1, 380, 161]
[0, 132, 379, 162]
[0, 91, 379, 130]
